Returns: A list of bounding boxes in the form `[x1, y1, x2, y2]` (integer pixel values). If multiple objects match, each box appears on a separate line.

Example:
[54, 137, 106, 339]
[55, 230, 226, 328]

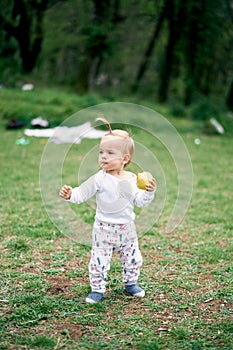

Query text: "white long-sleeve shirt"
[69, 170, 155, 224]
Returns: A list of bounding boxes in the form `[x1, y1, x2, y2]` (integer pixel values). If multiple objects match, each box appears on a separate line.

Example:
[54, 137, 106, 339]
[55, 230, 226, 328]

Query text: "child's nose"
[100, 152, 106, 159]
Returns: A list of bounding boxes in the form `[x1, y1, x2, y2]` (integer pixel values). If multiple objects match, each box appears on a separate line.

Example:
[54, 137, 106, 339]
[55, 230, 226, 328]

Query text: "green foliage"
[0, 87, 104, 126]
[190, 100, 233, 136]
[26, 336, 56, 348]
[169, 102, 187, 118]
[0, 0, 232, 106]
[81, 24, 113, 57]
[6, 238, 30, 253]
[191, 101, 221, 121]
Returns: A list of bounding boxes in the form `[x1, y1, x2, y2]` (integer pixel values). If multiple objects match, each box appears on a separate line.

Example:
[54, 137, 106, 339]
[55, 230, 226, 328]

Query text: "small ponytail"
[96, 117, 112, 133]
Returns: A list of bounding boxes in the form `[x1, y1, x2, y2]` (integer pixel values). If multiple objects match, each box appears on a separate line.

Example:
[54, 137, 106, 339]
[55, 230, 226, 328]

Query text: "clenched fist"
[59, 185, 72, 200]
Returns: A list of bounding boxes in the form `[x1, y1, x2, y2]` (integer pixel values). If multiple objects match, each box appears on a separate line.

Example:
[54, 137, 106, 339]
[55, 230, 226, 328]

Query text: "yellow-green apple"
[137, 171, 153, 190]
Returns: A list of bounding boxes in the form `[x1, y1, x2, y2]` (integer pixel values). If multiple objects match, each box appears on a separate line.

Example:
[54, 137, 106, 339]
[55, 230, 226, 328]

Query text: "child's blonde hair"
[96, 117, 134, 167]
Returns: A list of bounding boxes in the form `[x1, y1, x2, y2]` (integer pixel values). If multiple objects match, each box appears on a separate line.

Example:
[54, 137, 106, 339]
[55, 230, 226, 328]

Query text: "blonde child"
[59, 118, 156, 303]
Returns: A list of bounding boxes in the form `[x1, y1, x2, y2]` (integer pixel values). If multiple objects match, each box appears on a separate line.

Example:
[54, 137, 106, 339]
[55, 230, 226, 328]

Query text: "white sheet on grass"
[24, 122, 106, 144]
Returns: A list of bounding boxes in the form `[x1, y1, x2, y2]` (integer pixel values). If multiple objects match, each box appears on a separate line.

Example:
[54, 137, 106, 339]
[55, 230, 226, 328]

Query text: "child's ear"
[123, 154, 131, 166]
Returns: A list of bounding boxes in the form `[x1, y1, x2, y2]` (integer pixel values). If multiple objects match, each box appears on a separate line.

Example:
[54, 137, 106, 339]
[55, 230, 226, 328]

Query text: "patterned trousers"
[89, 220, 143, 293]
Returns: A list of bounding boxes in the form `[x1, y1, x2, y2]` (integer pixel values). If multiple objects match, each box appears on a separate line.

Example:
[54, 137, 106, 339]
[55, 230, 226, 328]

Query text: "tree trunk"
[131, 3, 167, 92]
[0, 0, 48, 73]
[158, 30, 175, 103]
[158, 0, 174, 103]
[76, 58, 91, 93]
[158, 0, 187, 103]
[183, 1, 204, 105]
[226, 80, 233, 111]
[76, 0, 110, 92]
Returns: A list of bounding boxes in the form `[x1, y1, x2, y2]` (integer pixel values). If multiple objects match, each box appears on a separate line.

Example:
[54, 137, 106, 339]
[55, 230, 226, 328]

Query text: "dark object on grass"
[6, 119, 25, 129]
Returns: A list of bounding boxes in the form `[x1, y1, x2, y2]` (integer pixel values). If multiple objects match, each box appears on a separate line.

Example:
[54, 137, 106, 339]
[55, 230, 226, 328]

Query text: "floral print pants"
[89, 220, 143, 293]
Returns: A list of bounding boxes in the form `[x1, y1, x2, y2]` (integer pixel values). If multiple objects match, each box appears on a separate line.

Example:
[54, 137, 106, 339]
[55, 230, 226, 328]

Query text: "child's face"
[98, 136, 129, 173]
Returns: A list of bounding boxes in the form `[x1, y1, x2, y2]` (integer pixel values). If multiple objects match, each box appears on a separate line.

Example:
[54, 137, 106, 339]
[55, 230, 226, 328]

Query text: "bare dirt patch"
[45, 275, 74, 295]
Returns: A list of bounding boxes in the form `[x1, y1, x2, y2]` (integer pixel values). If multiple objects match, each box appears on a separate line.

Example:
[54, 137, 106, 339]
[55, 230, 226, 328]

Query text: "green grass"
[0, 87, 233, 349]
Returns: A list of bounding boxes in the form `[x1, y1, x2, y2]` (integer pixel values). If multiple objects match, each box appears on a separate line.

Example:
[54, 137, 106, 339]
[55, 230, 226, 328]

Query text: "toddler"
[59, 118, 156, 303]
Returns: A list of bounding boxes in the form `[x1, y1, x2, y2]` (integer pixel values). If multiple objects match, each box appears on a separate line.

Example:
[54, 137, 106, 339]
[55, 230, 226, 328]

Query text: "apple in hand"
[137, 171, 153, 190]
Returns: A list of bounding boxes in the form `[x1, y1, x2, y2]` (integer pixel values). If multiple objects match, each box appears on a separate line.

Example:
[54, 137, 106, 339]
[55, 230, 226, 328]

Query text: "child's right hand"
[59, 185, 72, 200]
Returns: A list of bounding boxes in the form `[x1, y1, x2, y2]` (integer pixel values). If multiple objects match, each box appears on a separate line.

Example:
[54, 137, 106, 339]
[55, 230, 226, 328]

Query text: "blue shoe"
[86, 292, 104, 304]
[125, 284, 145, 297]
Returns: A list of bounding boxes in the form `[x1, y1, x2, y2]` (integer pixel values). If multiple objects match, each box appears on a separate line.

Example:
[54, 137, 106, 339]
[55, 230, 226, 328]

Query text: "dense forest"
[0, 0, 232, 109]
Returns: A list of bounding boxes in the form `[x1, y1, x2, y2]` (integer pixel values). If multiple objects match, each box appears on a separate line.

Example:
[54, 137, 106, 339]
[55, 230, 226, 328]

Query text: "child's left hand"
[146, 178, 156, 192]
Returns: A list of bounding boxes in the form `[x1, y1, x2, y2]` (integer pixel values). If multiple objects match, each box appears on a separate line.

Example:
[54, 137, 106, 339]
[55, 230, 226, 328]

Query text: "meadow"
[0, 87, 232, 349]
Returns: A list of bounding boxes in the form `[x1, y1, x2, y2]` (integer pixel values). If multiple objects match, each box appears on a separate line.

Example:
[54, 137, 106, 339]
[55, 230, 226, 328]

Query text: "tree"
[181, 0, 204, 105]
[0, 0, 66, 73]
[182, 0, 233, 105]
[76, 0, 122, 92]
[0, 0, 60, 73]
[158, 0, 187, 103]
[131, 1, 167, 93]
[226, 80, 233, 110]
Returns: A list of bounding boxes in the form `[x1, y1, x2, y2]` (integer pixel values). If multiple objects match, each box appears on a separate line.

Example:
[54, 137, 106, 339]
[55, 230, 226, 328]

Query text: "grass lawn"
[0, 88, 232, 349]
